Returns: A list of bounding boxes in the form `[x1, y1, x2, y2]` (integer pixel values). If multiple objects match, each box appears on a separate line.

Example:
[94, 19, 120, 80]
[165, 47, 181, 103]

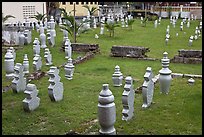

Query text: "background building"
[2, 2, 47, 23]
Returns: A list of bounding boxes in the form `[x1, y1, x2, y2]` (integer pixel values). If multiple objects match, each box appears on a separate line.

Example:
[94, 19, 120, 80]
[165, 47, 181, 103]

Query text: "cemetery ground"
[2, 18, 202, 135]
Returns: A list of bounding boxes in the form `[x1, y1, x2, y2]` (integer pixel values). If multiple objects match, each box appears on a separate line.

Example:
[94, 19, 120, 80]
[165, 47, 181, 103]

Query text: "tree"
[30, 11, 47, 22]
[2, 13, 15, 24]
[127, 19, 135, 30]
[104, 21, 120, 37]
[59, 8, 90, 42]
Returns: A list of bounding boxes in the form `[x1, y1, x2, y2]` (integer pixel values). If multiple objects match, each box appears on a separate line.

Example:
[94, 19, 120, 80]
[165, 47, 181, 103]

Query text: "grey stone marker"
[188, 78, 195, 85]
[44, 48, 53, 65]
[64, 38, 72, 59]
[9, 47, 16, 61]
[112, 65, 123, 87]
[98, 84, 116, 135]
[19, 31, 25, 46]
[40, 31, 47, 49]
[159, 52, 172, 94]
[23, 54, 29, 74]
[22, 84, 40, 112]
[24, 30, 29, 45]
[122, 76, 135, 121]
[142, 67, 154, 108]
[5, 49, 15, 80]
[33, 54, 42, 71]
[48, 66, 64, 102]
[11, 63, 27, 93]
[33, 38, 40, 55]
[50, 16, 56, 46]
[64, 58, 75, 80]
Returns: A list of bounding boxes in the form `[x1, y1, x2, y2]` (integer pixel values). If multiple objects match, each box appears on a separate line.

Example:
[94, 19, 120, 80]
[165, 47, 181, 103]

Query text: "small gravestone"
[159, 52, 172, 94]
[11, 63, 27, 93]
[64, 58, 75, 80]
[122, 76, 135, 121]
[9, 47, 16, 61]
[93, 17, 97, 28]
[33, 38, 40, 55]
[100, 26, 104, 35]
[140, 16, 143, 24]
[19, 31, 25, 46]
[40, 31, 47, 49]
[4, 49, 15, 80]
[188, 78, 195, 85]
[23, 54, 29, 74]
[187, 21, 190, 28]
[33, 54, 42, 71]
[180, 22, 183, 31]
[121, 18, 125, 27]
[44, 48, 52, 65]
[95, 34, 99, 39]
[36, 22, 40, 32]
[142, 67, 154, 108]
[24, 30, 29, 45]
[98, 84, 116, 135]
[50, 16, 56, 46]
[22, 84, 40, 112]
[188, 35, 193, 46]
[112, 65, 123, 87]
[39, 21, 44, 34]
[64, 38, 72, 59]
[154, 20, 158, 28]
[48, 66, 64, 102]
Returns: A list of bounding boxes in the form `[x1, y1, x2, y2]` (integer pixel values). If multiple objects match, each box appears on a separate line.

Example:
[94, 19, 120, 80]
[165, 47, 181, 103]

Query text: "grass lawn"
[2, 18, 202, 135]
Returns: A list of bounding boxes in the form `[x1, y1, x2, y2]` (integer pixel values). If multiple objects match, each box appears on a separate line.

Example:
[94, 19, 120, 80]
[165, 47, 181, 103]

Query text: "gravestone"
[39, 21, 44, 34]
[23, 54, 29, 74]
[64, 38, 72, 59]
[159, 52, 172, 94]
[154, 20, 158, 28]
[142, 67, 154, 108]
[187, 21, 190, 28]
[188, 78, 195, 85]
[95, 34, 99, 39]
[22, 84, 40, 112]
[48, 66, 64, 102]
[9, 47, 16, 61]
[100, 26, 104, 35]
[64, 58, 75, 80]
[24, 30, 29, 45]
[33, 38, 41, 55]
[11, 63, 27, 93]
[188, 35, 194, 46]
[44, 48, 53, 65]
[33, 54, 42, 71]
[180, 22, 183, 31]
[40, 31, 47, 49]
[4, 49, 15, 79]
[112, 65, 123, 87]
[19, 31, 25, 46]
[122, 76, 135, 121]
[98, 84, 116, 135]
[50, 16, 56, 46]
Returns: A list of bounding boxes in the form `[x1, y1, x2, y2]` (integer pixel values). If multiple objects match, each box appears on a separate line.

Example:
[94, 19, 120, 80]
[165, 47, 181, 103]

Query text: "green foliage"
[127, 19, 135, 30]
[82, 5, 100, 16]
[2, 13, 15, 23]
[30, 12, 47, 22]
[104, 21, 120, 37]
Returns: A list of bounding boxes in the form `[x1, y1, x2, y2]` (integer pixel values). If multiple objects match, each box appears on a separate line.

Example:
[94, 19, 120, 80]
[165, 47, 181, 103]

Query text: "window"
[70, 2, 73, 5]
[62, 2, 66, 5]
[23, 5, 35, 19]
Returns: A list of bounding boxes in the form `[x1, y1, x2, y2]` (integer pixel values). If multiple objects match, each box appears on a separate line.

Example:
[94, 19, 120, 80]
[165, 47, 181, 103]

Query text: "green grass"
[2, 18, 202, 135]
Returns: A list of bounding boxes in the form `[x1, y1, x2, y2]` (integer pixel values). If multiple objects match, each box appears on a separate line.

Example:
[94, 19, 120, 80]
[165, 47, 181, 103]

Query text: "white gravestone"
[4, 49, 15, 79]
[11, 63, 26, 93]
[24, 30, 29, 45]
[122, 76, 135, 121]
[33, 54, 42, 71]
[33, 38, 41, 56]
[48, 66, 64, 102]
[159, 52, 172, 94]
[154, 20, 158, 28]
[112, 65, 123, 87]
[188, 35, 193, 46]
[23, 54, 29, 74]
[142, 67, 154, 108]
[40, 31, 47, 49]
[188, 78, 195, 85]
[64, 58, 75, 80]
[64, 38, 72, 59]
[44, 48, 53, 65]
[22, 84, 40, 112]
[98, 84, 116, 135]
[19, 31, 25, 46]
[9, 47, 16, 61]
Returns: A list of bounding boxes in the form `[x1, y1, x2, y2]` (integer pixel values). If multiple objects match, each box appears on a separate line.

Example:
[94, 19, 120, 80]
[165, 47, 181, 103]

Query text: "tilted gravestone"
[98, 84, 116, 135]
[4, 49, 14, 80]
[11, 63, 27, 93]
[122, 76, 135, 121]
[159, 52, 172, 94]
[22, 83, 40, 112]
[23, 54, 29, 74]
[112, 65, 123, 87]
[142, 67, 154, 108]
[64, 58, 75, 80]
[44, 48, 53, 65]
[33, 54, 42, 71]
[48, 66, 64, 102]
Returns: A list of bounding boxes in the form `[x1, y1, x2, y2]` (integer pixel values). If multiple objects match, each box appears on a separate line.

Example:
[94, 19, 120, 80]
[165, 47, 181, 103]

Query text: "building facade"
[2, 2, 47, 23]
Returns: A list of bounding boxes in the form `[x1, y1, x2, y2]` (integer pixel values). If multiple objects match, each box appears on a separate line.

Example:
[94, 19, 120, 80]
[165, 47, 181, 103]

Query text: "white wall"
[2, 2, 46, 23]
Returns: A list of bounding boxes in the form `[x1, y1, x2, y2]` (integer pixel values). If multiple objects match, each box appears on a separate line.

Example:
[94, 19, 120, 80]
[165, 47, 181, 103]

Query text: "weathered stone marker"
[64, 58, 75, 80]
[4, 49, 14, 79]
[159, 52, 172, 94]
[22, 84, 40, 112]
[112, 65, 123, 87]
[122, 76, 135, 121]
[11, 63, 27, 93]
[64, 38, 72, 59]
[23, 54, 29, 74]
[98, 84, 116, 135]
[48, 66, 64, 102]
[33, 54, 42, 71]
[33, 38, 40, 56]
[44, 48, 53, 65]
[142, 67, 154, 108]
